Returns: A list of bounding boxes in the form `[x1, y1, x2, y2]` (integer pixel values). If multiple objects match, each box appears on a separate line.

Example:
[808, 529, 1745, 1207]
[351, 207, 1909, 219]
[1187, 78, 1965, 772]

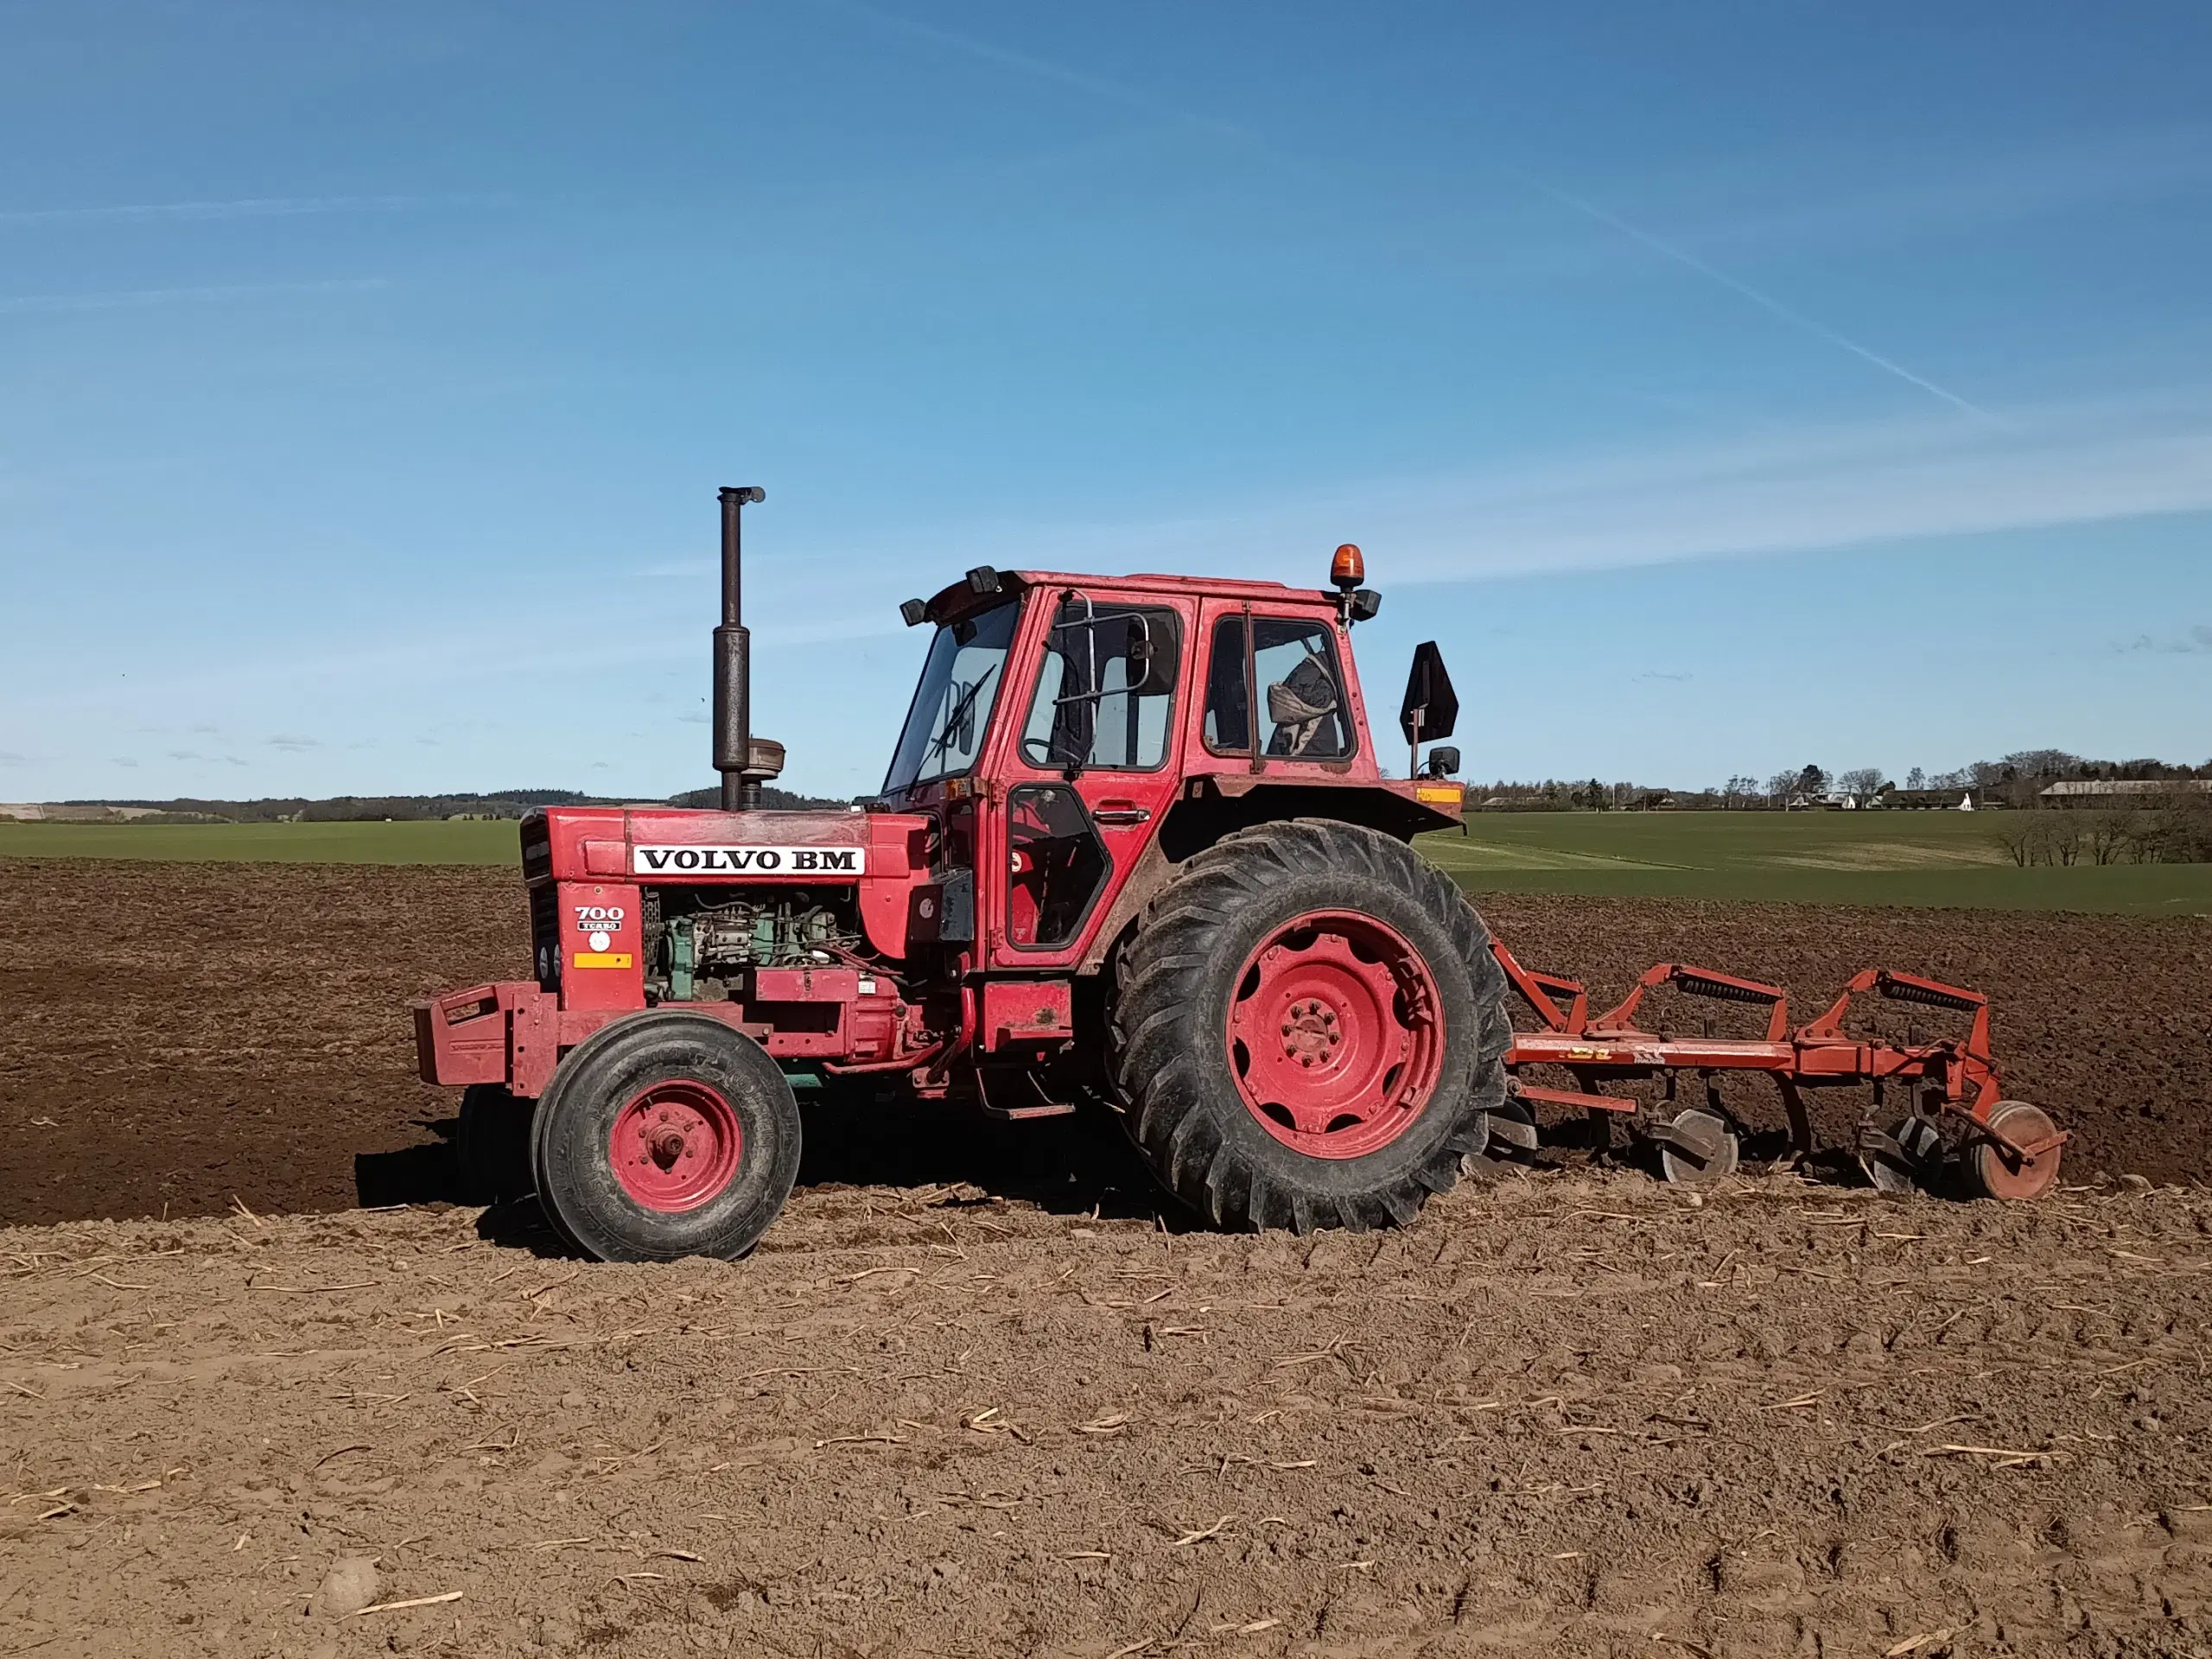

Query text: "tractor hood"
[524, 804, 933, 961]
[524, 804, 929, 886]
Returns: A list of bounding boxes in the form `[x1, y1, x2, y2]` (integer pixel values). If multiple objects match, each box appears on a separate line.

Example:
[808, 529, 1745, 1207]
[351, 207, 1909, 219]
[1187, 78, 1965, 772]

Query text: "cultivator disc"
[1654, 1107, 1738, 1186]
[1859, 1115, 1945, 1195]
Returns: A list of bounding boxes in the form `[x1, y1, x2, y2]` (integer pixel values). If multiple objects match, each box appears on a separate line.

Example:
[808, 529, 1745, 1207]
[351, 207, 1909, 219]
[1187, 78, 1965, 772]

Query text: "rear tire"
[532, 1013, 802, 1262]
[1109, 818, 1509, 1233]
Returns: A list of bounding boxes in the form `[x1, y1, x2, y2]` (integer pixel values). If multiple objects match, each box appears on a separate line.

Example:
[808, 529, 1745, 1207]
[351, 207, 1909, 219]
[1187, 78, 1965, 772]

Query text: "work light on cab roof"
[408, 487, 2068, 1266]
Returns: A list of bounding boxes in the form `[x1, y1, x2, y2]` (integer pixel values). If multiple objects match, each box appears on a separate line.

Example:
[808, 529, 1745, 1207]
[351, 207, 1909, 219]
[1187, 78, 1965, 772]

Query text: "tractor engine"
[643, 887, 868, 1001]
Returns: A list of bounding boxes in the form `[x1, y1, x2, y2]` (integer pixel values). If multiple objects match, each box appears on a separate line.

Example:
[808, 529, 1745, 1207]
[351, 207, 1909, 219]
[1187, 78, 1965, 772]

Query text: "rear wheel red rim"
[610, 1080, 743, 1212]
[1225, 910, 1446, 1160]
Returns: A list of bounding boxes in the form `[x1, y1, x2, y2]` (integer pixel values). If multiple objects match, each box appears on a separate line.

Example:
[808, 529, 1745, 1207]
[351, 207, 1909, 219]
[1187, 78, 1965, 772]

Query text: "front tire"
[532, 1013, 802, 1262]
[1109, 819, 1509, 1232]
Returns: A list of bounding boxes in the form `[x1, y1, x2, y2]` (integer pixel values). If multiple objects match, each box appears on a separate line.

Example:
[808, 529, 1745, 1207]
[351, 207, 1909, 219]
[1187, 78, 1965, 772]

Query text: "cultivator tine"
[1487, 1094, 1539, 1152]
[1859, 1117, 1944, 1195]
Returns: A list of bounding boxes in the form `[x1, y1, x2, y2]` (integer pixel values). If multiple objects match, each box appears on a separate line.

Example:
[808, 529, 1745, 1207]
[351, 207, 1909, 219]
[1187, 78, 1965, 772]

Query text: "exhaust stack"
[715, 486, 766, 810]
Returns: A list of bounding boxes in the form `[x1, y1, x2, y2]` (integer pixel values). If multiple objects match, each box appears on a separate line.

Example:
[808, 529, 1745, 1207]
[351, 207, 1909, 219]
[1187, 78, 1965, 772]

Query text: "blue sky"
[3, 2, 2209, 801]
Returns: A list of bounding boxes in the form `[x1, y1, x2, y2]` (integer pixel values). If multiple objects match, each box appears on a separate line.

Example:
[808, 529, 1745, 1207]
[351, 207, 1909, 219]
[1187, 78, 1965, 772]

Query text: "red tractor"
[416, 488, 1509, 1260]
[416, 491, 2064, 1262]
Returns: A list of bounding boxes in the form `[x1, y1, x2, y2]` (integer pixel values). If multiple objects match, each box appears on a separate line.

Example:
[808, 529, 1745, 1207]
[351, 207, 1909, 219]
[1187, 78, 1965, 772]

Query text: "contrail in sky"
[817, 0, 1250, 144]
[1504, 167, 2001, 423]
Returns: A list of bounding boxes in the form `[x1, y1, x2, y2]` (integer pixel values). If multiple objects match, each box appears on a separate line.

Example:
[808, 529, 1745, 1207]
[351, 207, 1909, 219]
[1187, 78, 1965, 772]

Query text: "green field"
[1416, 811, 2212, 914]
[6, 811, 2209, 913]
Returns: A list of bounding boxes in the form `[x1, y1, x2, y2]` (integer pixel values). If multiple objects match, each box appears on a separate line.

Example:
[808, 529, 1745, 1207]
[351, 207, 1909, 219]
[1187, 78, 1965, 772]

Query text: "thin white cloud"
[0, 194, 435, 228]
[8, 394, 2207, 766]
[0, 277, 390, 315]
[883, 391, 2212, 588]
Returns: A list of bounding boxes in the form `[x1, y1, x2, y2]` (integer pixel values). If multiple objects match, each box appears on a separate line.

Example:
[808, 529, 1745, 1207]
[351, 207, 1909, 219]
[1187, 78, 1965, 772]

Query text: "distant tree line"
[1470, 750, 2212, 815]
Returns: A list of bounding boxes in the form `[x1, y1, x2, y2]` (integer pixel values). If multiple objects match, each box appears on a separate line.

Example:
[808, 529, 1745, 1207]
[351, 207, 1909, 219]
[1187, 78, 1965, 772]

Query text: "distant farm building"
[2038, 779, 2212, 807]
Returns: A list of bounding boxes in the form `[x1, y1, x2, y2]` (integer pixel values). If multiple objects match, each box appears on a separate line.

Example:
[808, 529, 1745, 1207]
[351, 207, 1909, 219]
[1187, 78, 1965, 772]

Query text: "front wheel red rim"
[610, 1080, 743, 1212]
[1225, 910, 1446, 1160]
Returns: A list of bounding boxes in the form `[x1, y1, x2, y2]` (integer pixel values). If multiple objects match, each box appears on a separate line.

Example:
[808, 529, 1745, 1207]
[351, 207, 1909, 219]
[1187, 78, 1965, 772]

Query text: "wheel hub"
[1226, 912, 1446, 1160]
[610, 1080, 743, 1213]
[1279, 998, 1344, 1067]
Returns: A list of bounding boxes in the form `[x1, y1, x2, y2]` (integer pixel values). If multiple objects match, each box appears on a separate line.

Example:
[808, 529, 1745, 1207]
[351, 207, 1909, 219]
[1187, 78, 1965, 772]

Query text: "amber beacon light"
[1330, 543, 1365, 592]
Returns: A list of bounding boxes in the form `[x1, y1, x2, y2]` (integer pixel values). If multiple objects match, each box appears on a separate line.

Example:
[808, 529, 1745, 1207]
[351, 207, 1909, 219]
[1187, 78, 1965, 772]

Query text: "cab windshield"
[881, 600, 1020, 793]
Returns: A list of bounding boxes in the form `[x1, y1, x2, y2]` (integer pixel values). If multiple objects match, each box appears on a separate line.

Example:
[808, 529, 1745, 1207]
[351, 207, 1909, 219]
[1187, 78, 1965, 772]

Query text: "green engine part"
[668, 914, 696, 1001]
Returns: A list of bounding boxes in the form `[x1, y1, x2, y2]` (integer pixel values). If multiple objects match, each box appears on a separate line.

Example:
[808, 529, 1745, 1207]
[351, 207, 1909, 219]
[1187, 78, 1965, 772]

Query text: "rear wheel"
[531, 1013, 802, 1261]
[1109, 819, 1509, 1232]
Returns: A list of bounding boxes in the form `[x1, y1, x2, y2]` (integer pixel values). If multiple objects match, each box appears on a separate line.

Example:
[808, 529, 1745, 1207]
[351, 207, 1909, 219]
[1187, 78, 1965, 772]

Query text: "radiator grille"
[520, 814, 553, 881]
[529, 882, 561, 991]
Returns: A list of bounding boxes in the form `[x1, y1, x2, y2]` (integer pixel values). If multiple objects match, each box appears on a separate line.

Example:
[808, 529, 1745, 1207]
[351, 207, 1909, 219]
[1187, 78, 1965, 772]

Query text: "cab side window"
[1203, 615, 1354, 760]
[1020, 598, 1180, 772]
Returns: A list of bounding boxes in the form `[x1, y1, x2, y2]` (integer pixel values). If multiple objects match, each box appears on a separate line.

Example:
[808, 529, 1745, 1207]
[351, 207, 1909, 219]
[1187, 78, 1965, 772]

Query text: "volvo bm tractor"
[415, 488, 1505, 1260]
[415, 490, 2063, 1262]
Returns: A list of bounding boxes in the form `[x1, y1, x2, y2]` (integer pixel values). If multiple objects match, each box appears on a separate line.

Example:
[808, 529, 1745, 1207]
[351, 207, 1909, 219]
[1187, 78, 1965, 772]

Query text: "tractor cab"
[877, 561, 1464, 973]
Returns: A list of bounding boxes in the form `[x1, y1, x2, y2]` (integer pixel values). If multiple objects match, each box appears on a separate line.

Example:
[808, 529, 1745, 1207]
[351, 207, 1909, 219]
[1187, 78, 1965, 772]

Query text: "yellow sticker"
[572, 952, 634, 969]
[1415, 785, 1463, 803]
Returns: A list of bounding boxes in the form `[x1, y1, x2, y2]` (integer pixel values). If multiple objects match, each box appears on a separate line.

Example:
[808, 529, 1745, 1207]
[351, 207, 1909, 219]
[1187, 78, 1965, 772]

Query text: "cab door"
[988, 588, 1190, 969]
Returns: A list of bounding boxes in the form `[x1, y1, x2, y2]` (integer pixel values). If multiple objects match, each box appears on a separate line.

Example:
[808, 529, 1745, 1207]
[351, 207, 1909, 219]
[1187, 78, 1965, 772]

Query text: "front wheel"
[1109, 818, 1509, 1233]
[531, 1013, 802, 1262]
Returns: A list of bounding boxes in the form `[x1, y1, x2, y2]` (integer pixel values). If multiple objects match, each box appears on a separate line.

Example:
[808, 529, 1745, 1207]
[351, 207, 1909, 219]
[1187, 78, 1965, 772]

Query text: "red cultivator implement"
[1490, 944, 2067, 1198]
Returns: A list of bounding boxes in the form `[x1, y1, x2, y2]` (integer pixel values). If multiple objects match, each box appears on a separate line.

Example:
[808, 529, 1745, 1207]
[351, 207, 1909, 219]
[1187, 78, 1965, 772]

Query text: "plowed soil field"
[4, 857, 2212, 1656]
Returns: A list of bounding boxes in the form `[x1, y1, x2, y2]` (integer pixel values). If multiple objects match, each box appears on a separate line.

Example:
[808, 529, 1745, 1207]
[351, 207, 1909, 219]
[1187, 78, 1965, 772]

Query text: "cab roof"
[922, 567, 1334, 626]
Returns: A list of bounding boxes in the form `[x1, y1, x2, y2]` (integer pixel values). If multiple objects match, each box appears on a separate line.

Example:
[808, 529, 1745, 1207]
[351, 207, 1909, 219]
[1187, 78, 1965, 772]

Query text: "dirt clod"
[313, 1555, 378, 1618]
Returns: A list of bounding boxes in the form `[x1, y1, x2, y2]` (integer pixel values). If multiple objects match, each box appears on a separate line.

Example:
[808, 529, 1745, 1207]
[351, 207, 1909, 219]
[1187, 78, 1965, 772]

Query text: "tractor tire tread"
[1107, 817, 1510, 1234]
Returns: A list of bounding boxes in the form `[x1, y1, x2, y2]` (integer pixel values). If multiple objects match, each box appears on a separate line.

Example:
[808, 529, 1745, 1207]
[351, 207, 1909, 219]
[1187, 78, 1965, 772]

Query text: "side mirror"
[1398, 641, 1459, 745]
[1122, 612, 1181, 697]
[1425, 747, 1460, 778]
